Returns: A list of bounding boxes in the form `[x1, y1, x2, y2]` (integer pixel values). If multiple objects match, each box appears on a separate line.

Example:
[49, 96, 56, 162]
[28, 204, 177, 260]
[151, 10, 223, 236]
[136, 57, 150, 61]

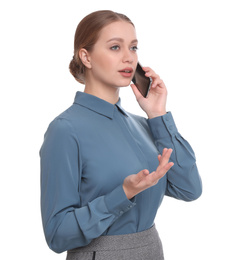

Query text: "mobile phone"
[132, 63, 152, 97]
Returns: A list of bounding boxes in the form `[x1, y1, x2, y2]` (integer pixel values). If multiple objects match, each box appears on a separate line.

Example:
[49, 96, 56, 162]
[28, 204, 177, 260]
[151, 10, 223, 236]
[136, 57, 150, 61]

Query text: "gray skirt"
[66, 225, 164, 260]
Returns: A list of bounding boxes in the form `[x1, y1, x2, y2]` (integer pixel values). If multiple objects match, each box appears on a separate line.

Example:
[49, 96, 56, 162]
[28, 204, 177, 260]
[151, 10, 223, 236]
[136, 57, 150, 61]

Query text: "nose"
[122, 48, 134, 64]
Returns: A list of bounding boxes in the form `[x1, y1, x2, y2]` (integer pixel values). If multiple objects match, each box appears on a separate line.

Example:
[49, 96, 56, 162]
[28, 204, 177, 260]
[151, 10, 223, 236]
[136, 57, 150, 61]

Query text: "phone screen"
[132, 63, 152, 97]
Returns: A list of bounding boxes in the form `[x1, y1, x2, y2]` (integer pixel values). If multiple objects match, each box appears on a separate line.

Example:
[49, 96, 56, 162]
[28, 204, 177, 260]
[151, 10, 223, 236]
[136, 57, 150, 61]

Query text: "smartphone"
[132, 63, 152, 97]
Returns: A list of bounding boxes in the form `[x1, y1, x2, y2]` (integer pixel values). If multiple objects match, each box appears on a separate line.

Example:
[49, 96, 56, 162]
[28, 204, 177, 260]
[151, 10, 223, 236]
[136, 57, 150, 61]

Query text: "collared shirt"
[40, 91, 202, 253]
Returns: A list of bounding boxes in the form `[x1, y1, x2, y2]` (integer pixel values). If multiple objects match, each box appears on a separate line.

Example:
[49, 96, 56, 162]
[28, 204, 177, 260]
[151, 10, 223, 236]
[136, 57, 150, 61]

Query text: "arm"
[131, 67, 202, 201]
[40, 118, 135, 253]
[147, 112, 202, 201]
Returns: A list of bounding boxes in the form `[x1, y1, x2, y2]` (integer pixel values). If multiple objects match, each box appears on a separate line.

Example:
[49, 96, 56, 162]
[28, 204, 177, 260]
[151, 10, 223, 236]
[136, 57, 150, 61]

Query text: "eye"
[110, 45, 120, 51]
[130, 46, 138, 52]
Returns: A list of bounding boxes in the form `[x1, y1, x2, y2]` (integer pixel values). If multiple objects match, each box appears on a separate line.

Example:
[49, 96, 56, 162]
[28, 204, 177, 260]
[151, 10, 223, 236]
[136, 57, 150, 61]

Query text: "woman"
[40, 10, 202, 260]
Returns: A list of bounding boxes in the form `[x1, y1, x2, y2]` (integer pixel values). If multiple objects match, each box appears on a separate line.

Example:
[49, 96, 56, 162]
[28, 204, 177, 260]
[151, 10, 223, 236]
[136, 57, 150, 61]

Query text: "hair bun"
[69, 57, 85, 84]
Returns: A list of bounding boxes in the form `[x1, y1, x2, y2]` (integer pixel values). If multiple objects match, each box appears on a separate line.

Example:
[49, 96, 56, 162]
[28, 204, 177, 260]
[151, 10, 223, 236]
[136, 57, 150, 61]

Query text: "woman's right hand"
[123, 148, 174, 200]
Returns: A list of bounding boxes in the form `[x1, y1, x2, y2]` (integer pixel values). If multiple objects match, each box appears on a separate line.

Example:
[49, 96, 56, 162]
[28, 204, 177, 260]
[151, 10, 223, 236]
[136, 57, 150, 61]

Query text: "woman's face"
[85, 21, 138, 89]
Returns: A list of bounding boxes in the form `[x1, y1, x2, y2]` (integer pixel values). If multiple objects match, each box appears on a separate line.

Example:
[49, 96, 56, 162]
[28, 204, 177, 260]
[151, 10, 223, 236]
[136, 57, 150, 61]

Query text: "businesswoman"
[40, 10, 202, 260]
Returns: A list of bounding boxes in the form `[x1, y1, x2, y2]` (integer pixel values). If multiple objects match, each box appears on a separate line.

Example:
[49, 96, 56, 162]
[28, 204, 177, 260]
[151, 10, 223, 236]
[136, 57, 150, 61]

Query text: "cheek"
[92, 54, 117, 73]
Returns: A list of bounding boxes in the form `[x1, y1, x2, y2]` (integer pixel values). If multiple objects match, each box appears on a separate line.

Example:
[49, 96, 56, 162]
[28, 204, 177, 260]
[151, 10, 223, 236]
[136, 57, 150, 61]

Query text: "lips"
[119, 68, 133, 78]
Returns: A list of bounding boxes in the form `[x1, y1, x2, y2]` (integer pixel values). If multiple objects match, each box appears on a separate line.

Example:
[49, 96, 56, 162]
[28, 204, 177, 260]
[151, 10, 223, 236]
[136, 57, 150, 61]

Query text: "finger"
[154, 161, 174, 180]
[141, 66, 152, 73]
[157, 149, 173, 169]
[141, 67, 159, 79]
[141, 67, 165, 90]
[163, 162, 174, 173]
[151, 78, 165, 89]
[161, 148, 173, 164]
[146, 159, 174, 186]
[146, 71, 158, 80]
[135, 169, 149, 183]
[166, 148, 173, 158]
[157, 154, 162, 162]
[158, 148, 168, 162]
[162, 148, 168, 156]
[142, 67, 158, 77]
[142, 169, 150, 176]
[142, 67, 157, 76]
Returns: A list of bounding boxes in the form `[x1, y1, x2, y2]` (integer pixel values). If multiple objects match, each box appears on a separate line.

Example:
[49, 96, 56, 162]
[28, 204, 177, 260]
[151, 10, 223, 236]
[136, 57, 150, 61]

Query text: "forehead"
[98, 21, 137, 43]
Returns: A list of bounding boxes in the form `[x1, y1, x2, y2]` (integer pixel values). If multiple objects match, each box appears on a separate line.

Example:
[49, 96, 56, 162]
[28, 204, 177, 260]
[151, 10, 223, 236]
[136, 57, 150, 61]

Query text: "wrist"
[147, 111, 167, 119]
[122, 184, 135, 200]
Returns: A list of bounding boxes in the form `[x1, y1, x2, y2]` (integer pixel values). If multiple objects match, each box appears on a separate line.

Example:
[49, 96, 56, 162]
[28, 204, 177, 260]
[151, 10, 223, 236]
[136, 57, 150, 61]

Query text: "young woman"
[40, 10, 202, 260]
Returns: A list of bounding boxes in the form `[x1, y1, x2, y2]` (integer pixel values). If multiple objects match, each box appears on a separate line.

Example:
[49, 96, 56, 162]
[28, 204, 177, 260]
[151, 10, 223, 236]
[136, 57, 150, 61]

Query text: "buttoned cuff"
[147, 112, 178, 139]
[104, 185, 136, 217]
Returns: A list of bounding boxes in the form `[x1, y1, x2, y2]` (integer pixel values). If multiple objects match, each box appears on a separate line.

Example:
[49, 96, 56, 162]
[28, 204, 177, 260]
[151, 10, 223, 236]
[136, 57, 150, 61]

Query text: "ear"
[79, 48, 92, 69]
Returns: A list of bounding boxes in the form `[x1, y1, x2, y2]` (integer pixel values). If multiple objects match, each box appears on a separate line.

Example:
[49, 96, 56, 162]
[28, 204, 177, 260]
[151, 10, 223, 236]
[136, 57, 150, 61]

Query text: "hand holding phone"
[131, 64, 167, 118]
[132, 63, 152, 97]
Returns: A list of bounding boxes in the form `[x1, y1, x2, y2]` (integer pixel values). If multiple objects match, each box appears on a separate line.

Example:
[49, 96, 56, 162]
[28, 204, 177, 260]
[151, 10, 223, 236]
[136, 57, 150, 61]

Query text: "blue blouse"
[40, 91, 202, 253]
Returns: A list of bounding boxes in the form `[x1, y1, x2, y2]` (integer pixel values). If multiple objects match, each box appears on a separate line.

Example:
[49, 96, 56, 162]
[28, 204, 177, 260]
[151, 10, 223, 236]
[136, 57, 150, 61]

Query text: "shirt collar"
[73, 91, 128, 119]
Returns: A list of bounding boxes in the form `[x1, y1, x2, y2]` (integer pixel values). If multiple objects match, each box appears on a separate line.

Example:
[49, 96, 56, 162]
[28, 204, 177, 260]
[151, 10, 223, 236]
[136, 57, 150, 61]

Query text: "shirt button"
[119, 211, 124, 215]
[169, 125, 173, 130]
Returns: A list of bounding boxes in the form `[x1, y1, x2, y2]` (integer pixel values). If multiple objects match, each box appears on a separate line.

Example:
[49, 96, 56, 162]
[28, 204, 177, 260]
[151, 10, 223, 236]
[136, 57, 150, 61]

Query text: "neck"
[84, 81, 120, 105]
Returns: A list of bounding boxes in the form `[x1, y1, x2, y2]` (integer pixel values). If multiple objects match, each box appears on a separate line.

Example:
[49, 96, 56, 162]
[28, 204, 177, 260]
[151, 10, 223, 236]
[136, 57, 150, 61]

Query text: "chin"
[117, 79, 132, 88]
[118, 84, 130, 88]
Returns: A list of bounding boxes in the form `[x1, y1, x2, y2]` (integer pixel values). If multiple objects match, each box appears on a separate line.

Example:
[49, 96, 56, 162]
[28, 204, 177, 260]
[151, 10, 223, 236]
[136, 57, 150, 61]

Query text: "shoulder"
[43, 102, 97, 144]
[41, 113, 80, 158]
[43, 105, 80, 142]
[42, 118, 76, 150]
[45, 103, 87, 133]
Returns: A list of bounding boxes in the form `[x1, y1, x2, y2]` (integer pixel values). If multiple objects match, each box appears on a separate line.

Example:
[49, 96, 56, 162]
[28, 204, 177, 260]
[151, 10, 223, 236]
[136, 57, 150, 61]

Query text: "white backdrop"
[1, 0, 240, 259]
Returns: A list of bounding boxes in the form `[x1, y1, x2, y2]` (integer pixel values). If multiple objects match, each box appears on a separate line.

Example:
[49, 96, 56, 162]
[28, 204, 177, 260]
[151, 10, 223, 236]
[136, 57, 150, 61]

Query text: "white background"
[1, 0, 240, 259]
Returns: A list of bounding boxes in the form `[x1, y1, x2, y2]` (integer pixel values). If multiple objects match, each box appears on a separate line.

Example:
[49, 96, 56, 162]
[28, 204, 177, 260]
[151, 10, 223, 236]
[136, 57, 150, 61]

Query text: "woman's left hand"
[131, 67, 167, 119]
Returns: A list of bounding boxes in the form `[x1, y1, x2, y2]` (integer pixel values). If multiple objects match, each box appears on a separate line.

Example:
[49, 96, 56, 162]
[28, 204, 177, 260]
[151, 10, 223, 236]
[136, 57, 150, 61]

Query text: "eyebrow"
[107, 37, 138, 44]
